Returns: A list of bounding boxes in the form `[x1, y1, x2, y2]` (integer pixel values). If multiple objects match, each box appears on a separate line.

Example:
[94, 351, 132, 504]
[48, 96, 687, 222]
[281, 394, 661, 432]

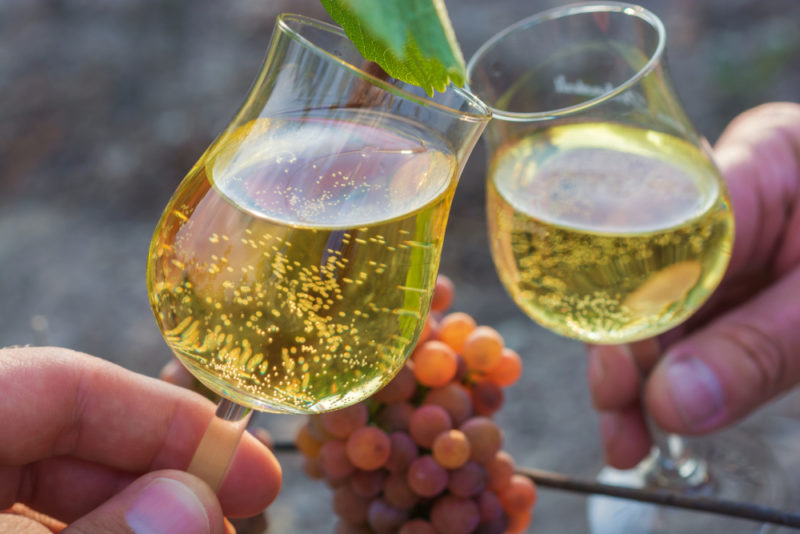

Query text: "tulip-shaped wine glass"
[147, 13, 490, 490]
[467, 3, 786, 532]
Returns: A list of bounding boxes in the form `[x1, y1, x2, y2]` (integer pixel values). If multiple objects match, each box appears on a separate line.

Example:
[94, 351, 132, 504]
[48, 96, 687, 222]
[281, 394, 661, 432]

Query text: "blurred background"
[2, 0, 799, 532]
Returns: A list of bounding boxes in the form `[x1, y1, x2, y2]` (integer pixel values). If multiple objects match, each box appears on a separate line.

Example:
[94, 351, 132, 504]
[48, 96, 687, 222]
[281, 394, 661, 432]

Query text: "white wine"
[148, 110, 457, 413]
[487, 122, 734, 343]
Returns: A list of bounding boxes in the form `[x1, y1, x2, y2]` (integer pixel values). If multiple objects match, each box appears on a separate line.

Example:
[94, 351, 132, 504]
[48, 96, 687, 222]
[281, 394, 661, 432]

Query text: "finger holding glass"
[590, 101, 800, 467]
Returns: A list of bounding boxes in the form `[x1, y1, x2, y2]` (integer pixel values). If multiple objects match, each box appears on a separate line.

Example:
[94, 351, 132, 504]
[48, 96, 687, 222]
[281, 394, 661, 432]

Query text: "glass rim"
[276, 13, 492, 123]
[465, 1, 666, 122]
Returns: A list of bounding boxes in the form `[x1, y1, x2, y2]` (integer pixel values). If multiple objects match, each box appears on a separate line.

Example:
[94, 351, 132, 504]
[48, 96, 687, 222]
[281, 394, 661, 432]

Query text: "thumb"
[645, 267, 800, 435]
[63, 470, 231, 534]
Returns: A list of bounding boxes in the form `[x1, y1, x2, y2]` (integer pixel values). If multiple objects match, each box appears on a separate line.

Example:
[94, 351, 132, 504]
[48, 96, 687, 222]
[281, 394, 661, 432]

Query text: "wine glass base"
[587, 428, 789, 534]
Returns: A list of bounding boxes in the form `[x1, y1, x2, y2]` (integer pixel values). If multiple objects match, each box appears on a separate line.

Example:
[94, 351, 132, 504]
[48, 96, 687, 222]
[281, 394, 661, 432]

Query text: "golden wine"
[148, 110, 457, 413]
[487, 122, 734, 343]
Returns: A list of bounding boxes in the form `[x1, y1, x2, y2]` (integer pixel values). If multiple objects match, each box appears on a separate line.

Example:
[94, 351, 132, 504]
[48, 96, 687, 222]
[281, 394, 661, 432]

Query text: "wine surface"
[487, 122, 734, 343]
[148, 110, 457, 412]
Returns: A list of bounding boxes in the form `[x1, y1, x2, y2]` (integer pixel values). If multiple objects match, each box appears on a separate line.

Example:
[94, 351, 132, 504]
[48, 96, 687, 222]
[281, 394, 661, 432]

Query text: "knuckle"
[715, 320, 788, 397]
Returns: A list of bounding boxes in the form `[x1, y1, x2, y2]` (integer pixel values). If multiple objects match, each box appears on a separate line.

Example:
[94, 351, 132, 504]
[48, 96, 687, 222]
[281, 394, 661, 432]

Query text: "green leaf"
[319, 0, 466, 95]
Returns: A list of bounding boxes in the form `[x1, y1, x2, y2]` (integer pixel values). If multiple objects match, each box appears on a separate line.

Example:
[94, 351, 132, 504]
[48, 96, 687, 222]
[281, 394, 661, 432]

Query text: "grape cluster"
[296, 275, 537, 534]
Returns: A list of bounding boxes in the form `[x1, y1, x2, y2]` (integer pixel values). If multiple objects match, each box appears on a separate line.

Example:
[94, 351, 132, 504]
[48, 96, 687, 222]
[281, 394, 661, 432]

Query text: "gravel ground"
[2, 1, 800, 532]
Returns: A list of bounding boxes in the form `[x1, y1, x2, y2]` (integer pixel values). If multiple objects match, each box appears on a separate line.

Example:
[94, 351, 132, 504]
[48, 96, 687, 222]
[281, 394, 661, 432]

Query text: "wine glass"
[466, 2, 786, 532]
[147, 13, 490, 490]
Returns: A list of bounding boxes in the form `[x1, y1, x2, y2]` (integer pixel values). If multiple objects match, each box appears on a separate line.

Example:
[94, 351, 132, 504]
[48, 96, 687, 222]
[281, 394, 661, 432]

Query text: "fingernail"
[126, 478, 211, 534]
[664, 356, 725, 430]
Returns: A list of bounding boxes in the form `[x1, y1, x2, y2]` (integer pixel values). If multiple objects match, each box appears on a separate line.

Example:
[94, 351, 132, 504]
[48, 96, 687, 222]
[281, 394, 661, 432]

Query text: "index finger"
[675, 103, 800, 333]
[712, 102, 800, 280]
[0, 347, 281, 519]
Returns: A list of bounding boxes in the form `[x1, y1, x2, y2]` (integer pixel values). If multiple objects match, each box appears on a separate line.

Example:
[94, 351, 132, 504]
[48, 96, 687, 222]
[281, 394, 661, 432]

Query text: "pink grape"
[499, 474, 539, 515]
[486, 450, 515, 493]
[346, 426, 391, 471]
[412, 340, 458, 388]
[431, 274, 454, 313]
[307, 413, 334, 441]
[430, 494, 480, 534]
[398, 518, 437, 534]
[303, 457, 324, 480]
[383, 471, 420, 510]
[448, 461, 488, 498]
[437, 311, 476, 354]
[471, 380, 505, 416]
[373, 364, 417, 403]
[407, 455, 448, 498]
[484, 347, 523, 387]
[474, 514, 509, 534]
[431, 429, 471, 469]
[295, 424, 323, 459]
[334, 521, 373, 534]
[462, 325, 504, 372]
[367, 498, 409, 532]
[319, 440, 355, 479]
[506, 509, 533, 534]
[409, 404, 452, 448]
[460, 416, 503, 463]
[423, 382, 473, 427]
[376, 402, 415, 432]
[454, 353, 469, 382]
[332, 485, 369, 525]
[477, 490, 504, 523]
[386, 432, 419, 473]
[349, 468, 387, 499]
[418, 314, 439, 346]
[325, 470, 351, 487]
[321, 403, 368, 439]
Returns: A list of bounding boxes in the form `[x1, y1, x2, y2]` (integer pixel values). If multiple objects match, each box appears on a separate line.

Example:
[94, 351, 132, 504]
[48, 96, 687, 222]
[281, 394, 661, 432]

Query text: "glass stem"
[187, 398, 253, 492]
[634, 358, 710, 492]
[643, 412, 710, 492]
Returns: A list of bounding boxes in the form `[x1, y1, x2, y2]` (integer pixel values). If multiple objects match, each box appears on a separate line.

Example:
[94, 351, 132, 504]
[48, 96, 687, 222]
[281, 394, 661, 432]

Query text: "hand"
[0, 346, 282, 533]
[587, 102, 800, 469]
